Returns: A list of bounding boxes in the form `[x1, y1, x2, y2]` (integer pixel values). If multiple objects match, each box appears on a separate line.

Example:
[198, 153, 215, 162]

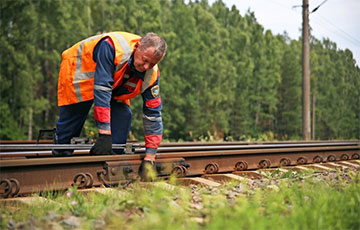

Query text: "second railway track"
[0, 140, 359, 198]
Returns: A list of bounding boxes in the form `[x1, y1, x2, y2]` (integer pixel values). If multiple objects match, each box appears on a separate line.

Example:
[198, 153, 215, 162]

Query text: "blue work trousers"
[55, 100, 132, 154]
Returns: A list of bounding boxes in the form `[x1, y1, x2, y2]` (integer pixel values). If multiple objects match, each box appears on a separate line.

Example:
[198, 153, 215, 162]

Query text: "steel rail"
[0, 150, 90, 159]
[158, 140, 360, 146]
[0, 143, 141, 150]
[0, 141, 359, 198]
[1, 141, 358, 151]
[1, 141, 358, 159]
[1, 145, 359, 167]
[155, 142, 360, 152]
[1, 140, 358, 149]
[1, 139, 358, 145]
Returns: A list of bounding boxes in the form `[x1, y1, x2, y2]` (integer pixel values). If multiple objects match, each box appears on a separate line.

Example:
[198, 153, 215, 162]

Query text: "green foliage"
[0, 103, 26, 139]
[1, 0, 359, 141]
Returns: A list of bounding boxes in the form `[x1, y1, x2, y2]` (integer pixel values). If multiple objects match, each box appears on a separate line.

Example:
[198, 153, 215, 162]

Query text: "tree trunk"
[312, 93, 316, 140]
[28, 108, 33, 140]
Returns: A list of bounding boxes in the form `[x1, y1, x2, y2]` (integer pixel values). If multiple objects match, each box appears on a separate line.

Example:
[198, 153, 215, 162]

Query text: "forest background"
[1, 0, 359, 142]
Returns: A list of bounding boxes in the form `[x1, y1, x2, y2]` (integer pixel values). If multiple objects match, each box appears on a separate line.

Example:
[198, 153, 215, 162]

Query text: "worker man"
[53, 32, 167, 179]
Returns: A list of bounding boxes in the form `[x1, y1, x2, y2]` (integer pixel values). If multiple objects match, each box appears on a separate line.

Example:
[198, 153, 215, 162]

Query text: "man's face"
[133, 45, 162, 72]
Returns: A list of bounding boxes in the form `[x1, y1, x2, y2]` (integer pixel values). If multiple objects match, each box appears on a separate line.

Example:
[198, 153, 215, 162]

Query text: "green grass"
[1, 171, 359, 230]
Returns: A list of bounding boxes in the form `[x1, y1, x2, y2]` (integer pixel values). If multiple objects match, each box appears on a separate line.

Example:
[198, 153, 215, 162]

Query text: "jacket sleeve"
[141, 69, 163, 154]
[93, 39, 115, 134]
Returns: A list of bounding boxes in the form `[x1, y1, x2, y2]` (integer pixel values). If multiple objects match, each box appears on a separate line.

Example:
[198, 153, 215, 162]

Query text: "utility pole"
[302, 0, 311, 140]
[312, 94, 316, 139]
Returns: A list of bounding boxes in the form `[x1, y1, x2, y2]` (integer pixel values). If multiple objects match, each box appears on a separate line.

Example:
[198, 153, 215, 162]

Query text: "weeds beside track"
[1, 167, 359, 230]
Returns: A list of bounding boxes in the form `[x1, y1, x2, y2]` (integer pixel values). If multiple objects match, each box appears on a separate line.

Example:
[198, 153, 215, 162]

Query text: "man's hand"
[138, 160, 156, 182]
[90, 134, 113, 155]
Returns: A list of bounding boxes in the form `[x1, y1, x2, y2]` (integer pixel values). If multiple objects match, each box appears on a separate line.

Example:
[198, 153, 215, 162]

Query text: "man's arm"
[141, 71, 163, 161]
[90, 38, 115, 155]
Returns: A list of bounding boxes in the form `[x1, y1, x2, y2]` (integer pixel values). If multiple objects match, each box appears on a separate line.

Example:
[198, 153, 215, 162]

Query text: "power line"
[310, 0, 328, 13]
[293, 0, 360, 48]
[267, 0, 295, 11]
[311, 13, 360, 47]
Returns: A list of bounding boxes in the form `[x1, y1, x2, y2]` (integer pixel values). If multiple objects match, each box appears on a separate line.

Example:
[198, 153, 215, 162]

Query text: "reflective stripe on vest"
[73, 33, 134, 102]
[124, 81, 137, 88]
[113, 33, 132, 72]
[74, 34, 103, 102]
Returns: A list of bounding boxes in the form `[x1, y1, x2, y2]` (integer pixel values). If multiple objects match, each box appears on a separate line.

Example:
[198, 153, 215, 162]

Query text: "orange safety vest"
[57, 32, 159, 106]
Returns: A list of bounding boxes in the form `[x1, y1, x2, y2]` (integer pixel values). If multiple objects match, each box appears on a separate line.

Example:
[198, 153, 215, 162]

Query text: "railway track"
[0, 140, 359, 198]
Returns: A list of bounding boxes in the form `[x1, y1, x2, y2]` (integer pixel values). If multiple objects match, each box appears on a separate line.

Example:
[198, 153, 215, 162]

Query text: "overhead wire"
[252, 0, 359, 61]
[307, 0, 360, 47]
[310, 0, 328, 13]
[311, 13, 360, 47]
[221, 0, 359, 48]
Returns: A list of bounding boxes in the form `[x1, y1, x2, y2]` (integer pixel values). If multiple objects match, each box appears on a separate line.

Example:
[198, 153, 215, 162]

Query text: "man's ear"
[134, 41, 140, 51]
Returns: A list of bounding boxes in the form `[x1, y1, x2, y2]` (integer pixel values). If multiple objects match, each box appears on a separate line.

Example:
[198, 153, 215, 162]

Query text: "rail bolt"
[258, 159, 271, 169]
[234, 161, 248, 171]
[97, 169, 113, 187]
[352, 153, 360, 159]
[73, 173, 88, 188]
[0, 178, 20, 198]
[279, 158, 291, 166]
[180, 161, 191, 169]
[10, 178, 20, 196]
[171, 166, 186, 177]
[313, 155, 323, 163]
[180, 166, 187, 175]
[110, 167, 118, 176]
[340, 154, 349, 161]
[204, 163, 219, 174]
[0, 179, 12, 198]
[123, 167, 134, 174]
[85, 173, 94, 187]
[297, 157, 308, 165]
[327, 155, 336, 162]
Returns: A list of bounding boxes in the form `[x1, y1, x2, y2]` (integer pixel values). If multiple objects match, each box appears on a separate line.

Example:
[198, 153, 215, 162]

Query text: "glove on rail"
[90, 134, 113, 155]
